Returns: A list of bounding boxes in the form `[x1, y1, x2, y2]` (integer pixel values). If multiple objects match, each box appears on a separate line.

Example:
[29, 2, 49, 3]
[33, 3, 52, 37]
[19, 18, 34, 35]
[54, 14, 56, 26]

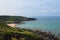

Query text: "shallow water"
[16, 17, 60, 35]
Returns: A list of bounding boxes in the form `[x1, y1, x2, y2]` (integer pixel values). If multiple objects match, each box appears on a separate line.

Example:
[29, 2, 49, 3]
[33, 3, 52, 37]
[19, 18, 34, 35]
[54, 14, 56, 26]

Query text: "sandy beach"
[7, 23, 16, 28]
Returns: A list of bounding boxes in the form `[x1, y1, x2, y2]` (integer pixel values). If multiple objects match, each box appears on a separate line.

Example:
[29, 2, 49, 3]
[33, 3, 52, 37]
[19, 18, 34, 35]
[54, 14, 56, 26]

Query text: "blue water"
[16, 17, 60, 35]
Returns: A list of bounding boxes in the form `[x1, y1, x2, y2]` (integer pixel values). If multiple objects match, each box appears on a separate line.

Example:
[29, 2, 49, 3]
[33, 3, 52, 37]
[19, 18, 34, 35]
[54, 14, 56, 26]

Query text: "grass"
[0, 21, 41, 40]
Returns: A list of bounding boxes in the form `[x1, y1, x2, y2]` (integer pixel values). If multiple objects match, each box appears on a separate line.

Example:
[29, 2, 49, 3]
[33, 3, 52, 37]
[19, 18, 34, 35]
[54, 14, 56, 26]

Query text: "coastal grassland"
[0, 21, 59, 40]
[0, 21, 41, 40]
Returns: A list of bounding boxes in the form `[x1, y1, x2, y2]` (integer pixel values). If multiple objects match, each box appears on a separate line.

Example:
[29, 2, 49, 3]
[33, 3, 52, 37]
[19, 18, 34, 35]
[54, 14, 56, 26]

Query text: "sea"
[16, 16, 60, 36]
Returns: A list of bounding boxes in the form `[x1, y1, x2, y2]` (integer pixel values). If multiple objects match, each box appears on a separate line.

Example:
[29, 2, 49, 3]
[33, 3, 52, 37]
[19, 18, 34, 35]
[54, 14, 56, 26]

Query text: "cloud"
[40, 9, 48, 13]
[0, 8, 18, 15]
[0, 0, 60, 16]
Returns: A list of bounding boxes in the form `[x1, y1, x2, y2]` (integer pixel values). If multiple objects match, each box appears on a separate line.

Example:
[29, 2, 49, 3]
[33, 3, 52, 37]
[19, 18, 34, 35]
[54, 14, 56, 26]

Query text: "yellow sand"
[7, 23, 16, 28]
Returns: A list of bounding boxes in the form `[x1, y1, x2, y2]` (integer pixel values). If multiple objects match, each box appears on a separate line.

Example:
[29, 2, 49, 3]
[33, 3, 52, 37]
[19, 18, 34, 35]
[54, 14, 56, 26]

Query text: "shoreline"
[7, 23, 16, 28]
[17, 28, 60, 40]
[7, 23, 60, 40]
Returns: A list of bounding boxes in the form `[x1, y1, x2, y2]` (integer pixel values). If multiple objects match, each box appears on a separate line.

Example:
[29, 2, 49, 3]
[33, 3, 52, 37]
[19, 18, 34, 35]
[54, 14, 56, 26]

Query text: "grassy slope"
[0, 21, 41, 40]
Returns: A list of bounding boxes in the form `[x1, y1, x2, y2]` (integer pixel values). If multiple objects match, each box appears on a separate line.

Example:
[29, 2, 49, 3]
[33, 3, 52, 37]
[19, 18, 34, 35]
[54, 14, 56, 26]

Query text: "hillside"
[0, 16, 36, 21]
[0, 21, 41, 40]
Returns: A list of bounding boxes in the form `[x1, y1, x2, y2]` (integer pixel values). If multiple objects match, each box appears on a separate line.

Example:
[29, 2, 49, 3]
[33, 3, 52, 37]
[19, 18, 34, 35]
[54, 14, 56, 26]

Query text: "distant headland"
[0, 15, 37, 24]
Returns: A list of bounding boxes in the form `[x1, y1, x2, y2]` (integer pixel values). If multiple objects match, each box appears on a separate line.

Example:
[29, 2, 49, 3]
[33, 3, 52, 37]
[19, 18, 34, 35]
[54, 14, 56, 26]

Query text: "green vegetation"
[0, 16, 36, 23]
[0, 21, 41, 40]
[0, 16, 59, 40]
[0, 16, 26, 21]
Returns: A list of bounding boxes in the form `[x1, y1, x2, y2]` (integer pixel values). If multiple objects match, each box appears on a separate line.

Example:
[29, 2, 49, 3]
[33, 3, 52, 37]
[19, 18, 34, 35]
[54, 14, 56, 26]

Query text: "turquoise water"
[16, 17, 60, 35]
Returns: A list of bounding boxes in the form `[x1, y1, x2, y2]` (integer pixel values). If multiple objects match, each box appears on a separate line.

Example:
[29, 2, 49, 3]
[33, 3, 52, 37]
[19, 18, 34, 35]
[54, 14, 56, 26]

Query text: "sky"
[0, 0, 60, 17]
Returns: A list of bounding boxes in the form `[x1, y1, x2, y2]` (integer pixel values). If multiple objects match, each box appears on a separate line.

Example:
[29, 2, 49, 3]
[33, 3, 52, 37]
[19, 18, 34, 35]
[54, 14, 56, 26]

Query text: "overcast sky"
[0, 0, 60, 17]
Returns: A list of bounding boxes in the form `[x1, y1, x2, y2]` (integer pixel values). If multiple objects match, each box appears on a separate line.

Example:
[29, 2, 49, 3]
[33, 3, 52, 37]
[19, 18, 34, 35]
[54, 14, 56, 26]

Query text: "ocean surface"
[16, 17, 60, 35]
